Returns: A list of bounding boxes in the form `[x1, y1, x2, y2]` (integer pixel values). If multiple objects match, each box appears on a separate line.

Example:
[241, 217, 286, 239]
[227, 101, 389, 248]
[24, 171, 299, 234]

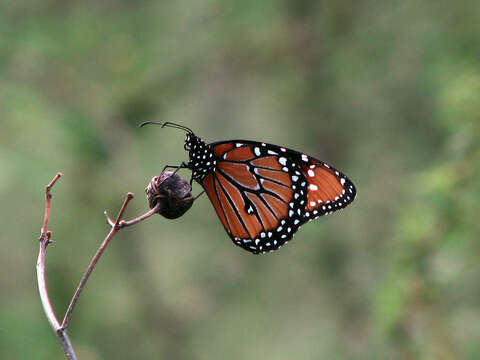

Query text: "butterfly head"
[184, 132, 214, 181]
[184, 131, 207, 155]
[138, 121, 212, 179]
[184, 132, 197, 151]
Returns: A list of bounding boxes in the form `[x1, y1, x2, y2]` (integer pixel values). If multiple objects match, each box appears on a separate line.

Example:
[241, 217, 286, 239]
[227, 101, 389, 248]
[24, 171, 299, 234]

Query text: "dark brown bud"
[145, 170, 195, 219]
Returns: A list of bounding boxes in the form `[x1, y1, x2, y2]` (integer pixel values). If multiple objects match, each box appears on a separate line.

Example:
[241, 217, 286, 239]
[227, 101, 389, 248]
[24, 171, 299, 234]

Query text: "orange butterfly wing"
[201, 141, 356, 254]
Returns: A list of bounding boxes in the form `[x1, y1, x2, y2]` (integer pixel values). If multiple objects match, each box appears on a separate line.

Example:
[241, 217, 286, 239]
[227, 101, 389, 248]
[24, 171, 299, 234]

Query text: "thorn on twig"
[46, 172, 63, 193]
[104, 193, 136, 228]
[114, 193, 135, 224]
[104, 211, 115, 227]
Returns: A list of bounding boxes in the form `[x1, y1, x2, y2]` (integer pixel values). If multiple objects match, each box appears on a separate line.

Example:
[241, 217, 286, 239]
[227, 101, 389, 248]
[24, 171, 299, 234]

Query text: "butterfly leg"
[162, 162, 189, 174]
[194, 190, 205, 200]
[162, 163, 202, 198]
[161, 162, 195, 185]
[160, 161, 197, 186]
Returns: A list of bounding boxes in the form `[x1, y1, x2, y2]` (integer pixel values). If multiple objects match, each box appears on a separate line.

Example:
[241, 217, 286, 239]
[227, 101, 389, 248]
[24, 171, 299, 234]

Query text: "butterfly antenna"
[140, 121, 193, 134]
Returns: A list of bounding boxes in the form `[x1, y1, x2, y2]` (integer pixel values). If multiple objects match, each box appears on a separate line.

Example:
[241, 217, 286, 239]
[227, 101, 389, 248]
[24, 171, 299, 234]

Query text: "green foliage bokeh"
[1, 1, 479, 359]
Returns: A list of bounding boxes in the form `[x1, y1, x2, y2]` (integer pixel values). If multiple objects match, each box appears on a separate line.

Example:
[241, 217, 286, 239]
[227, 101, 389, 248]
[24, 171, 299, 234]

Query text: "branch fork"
[36, 173, 161, 359]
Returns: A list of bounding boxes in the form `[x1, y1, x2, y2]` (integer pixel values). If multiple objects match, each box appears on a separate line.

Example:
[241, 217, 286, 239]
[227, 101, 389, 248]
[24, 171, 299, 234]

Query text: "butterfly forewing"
[197, 140, 356, 254]
[301, 159, 356, 217]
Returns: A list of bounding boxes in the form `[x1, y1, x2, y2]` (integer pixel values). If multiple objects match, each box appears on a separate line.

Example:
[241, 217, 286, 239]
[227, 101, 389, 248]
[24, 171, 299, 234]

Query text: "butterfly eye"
[184, 135, 192, 151]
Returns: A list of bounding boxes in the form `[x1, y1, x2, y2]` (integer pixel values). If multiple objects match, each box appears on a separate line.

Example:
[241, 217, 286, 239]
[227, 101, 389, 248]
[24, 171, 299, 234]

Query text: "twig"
[118, 204, 162, 228]
[104, 204, 161, 228]
[36, 174, 162, 359]
[36, 172, 77, 360]
[62, 194, 162, 328]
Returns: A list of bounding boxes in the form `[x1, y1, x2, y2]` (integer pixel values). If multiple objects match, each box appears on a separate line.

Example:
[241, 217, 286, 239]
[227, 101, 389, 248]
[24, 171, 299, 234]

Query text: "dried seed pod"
[145, 170, 195, 219]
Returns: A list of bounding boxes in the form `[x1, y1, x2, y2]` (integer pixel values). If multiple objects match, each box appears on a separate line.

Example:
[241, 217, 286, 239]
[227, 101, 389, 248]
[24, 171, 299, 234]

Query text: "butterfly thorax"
[185, 134, 217, 182]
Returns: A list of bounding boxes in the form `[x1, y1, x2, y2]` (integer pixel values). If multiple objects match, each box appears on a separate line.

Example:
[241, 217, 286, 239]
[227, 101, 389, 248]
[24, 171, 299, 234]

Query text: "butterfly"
[141, 122, 357, 254]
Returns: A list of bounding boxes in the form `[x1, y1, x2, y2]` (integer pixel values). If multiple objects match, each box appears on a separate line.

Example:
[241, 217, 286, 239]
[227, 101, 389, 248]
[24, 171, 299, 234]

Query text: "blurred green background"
[1, 0, 479, 359]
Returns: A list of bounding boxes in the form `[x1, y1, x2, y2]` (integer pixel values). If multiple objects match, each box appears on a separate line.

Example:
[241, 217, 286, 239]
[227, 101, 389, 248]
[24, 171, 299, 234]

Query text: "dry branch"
[36, 173, 162, 359]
